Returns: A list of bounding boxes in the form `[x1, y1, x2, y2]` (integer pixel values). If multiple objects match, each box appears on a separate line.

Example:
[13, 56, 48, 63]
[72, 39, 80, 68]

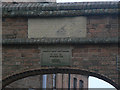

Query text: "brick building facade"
[2, 1, 120, 89]
[6, 74, 88, 88]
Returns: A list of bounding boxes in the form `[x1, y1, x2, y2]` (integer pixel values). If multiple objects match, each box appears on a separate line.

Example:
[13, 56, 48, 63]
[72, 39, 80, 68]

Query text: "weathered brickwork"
[69, 74, 88, 88]
[2, 44, 119, 88]
[6, 75, 43, 88]
[72, 45, 118, 81]
[2, 2, 119, 89]
[2, 15, 118, 39]
[2, 45, 40, 77]
[87, 15, 118, 38]
[2, 18, 28, 39]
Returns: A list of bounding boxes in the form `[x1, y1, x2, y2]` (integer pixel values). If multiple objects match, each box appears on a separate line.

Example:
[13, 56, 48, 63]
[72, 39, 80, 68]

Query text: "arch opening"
[2, 68, 119, 89]
[89, 76, 117, 89]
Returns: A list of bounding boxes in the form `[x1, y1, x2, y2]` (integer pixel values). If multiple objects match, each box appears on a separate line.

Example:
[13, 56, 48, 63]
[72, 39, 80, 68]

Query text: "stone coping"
[2, 2, 119, 17]
[2, 38, 119, 44]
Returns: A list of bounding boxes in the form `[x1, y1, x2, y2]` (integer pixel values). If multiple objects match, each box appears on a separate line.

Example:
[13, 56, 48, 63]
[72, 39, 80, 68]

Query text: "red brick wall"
[72, 45, 118, 82]
[2, 44, 119, 86]
[87, 15, 118, 38]
[70, 74, 88, 88]
[2, 18, 28, 39]
[2, 15, 118, 39]
[56, 74, 88, 88]
[2, 45, 40, 77]
[6, 75, 42, 88]
[2, 15, 119, 88]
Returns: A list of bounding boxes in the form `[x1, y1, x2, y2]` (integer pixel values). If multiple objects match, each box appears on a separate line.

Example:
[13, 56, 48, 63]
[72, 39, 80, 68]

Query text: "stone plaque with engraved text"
[41, 47, 72, 66]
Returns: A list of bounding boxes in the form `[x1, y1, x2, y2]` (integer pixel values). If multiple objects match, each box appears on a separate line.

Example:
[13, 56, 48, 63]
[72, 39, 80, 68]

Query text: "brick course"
[2, 18, 28, 39]
[2, 15, 118, 39]
[87, 15, 118, 38]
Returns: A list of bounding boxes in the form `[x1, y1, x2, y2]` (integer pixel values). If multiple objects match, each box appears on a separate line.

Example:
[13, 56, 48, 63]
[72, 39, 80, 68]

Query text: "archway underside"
[2, 68, 120, 90]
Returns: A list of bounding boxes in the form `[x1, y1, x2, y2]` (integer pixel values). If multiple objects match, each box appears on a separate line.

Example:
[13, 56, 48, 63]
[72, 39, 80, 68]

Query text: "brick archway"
[2, 1, 119, 90]
[2, 68, 119, 89]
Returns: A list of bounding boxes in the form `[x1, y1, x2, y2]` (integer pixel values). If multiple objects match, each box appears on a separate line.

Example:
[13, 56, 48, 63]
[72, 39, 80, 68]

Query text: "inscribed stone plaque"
[28, 17, 87, 38]
[41, 47, 72, 66]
